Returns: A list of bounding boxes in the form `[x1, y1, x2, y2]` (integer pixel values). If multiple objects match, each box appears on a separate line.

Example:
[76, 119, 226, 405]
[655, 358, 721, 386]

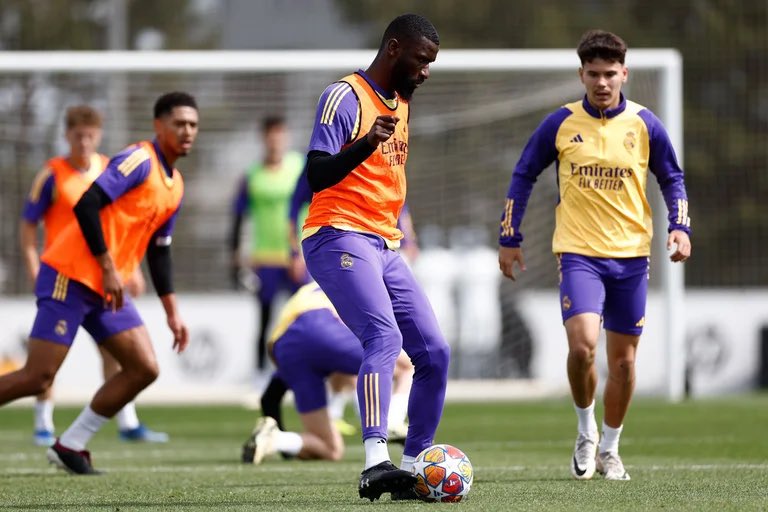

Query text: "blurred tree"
[0, 0, 219, 50]
[336, 0, 768, 286]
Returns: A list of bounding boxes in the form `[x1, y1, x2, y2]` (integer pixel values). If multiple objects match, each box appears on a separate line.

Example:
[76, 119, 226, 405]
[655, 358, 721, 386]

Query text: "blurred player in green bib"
[230, 116, 309, 379]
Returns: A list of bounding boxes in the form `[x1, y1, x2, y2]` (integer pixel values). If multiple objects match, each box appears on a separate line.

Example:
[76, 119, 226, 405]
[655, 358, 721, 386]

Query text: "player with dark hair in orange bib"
[20, 105, 167, 447]
[301, 14, 448, 501]
[0, 92, 199, 475]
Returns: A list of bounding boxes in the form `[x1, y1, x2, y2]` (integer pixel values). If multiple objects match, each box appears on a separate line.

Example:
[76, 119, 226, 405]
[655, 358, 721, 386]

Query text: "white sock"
[364, 437, 390, 469]
[599, 421, 623, 454]
[59, 406, 108, 451]
[400, 454, 416, 472]
[574, 400, 598, 437]
[327, 391, 348, 421]
[275, 430, 303, 456]
[34, 399, 55, 432]
[352, 391, 361, 419]
[388, 393, 409, 427]
[115, 402, 140, 431]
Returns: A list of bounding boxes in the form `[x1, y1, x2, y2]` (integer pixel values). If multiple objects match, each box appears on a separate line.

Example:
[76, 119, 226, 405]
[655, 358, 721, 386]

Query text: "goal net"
[0, 50, 684, 399]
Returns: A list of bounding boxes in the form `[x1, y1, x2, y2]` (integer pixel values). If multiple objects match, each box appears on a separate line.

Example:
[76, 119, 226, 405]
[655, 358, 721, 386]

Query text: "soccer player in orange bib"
[20, 105, 167, 447]
[0, 92, 199, 474]
[300, 14, 449, 501]
[498, 31, 692, 481]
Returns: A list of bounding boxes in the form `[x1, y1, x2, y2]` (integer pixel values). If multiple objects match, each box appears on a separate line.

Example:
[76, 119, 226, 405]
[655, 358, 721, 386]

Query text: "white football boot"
[570, 432, 599, 480]
[596, 451, 631, 480]
[246, 416, 279, 464]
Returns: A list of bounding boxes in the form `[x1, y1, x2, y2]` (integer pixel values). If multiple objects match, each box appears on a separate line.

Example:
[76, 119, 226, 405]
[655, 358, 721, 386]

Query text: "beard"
[392, 60, 419, 101]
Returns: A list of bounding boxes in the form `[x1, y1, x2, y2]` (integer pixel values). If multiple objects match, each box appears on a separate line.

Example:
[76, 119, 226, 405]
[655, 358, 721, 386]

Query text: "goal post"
[0, 49, 684, 401]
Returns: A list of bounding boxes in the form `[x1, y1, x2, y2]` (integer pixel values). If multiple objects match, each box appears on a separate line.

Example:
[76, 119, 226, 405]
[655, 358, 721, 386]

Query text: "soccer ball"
[412, 444, 473, 502]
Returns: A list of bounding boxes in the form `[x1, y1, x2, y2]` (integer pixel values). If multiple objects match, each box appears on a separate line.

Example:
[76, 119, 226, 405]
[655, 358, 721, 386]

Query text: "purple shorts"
[254, 266, 307, 304]
[558, 253, 649, 335]
[272, 308, 362, 414]
[29, 263, 144, 346]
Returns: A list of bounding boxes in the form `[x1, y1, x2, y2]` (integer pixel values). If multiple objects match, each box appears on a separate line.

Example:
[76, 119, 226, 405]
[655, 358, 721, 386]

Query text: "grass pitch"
[1, 395, 767, 511]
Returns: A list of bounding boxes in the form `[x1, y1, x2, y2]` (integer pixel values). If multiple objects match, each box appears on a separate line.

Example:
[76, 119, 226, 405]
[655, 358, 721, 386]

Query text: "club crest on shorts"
[562, 295, 572, 311]
[55, 319, 68, 336]
[340, 253, 354, 269]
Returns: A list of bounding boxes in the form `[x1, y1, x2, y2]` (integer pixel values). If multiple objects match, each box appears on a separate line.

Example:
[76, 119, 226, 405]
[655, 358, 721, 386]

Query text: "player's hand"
[667, 230, 691, 262]
[499, 246, 526, 281]
[102, 267, 124, 311]
[167, 314, 189, 353]
[366, 115, 399, 147]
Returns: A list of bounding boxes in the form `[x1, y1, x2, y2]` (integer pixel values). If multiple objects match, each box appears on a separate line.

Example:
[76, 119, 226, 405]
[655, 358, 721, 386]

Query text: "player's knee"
[327, 444, 344, 461]
[412, 337, 450, 379]
[23, 368, 56, 395]
[132, 359, 160, 386]
[569, 344, 596, 366]
[433, 340, 451, 374]
[610, 357, 635, 383]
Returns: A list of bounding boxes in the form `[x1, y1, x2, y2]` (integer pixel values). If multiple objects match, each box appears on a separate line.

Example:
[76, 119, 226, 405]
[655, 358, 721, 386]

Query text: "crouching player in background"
[241, 283, 413, 463]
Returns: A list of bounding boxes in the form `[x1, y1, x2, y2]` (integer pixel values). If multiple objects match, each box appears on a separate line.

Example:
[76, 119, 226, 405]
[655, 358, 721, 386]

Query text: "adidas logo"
[570, 134, 584, 143]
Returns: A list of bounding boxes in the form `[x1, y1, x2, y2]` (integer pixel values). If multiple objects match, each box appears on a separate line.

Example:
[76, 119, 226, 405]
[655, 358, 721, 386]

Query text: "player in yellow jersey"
[20, 105, 167, 446]
[498, 30, 691, 481]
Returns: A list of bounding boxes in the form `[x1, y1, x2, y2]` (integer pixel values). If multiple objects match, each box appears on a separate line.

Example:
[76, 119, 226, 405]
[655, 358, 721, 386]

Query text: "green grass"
[1, 396, 767, 511]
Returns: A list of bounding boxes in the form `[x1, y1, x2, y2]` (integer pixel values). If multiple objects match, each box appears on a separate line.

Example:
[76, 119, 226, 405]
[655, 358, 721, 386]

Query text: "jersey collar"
[356, 69, 399, 109]
[582, 93, 627, 119]
[152, 139, 174, 178]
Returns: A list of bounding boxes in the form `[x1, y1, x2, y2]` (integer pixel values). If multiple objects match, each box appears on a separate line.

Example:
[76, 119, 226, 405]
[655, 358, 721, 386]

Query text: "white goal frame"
[0, 49, 685, 401]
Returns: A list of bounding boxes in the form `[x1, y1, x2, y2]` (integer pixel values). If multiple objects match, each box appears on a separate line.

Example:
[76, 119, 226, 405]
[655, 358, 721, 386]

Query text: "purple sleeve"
[95, 146, 152, 202]
[233, 175, 249, 216]
[21, 173, 55, 223]
[153, 201, 182, 243]
[499, 107, 571, 247]
[289, 165, 312, 224]
[307, 82, 359, 155]
[638, 109, 691, 234]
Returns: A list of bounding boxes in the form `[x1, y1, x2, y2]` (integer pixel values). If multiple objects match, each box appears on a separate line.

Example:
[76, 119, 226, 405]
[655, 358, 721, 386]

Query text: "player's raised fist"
[366, 115, 399, 146]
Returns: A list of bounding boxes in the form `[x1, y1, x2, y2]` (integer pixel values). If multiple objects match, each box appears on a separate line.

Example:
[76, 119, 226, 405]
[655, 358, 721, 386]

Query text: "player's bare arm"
[160, 293, 188, 353]
[19, 220, 40, 283]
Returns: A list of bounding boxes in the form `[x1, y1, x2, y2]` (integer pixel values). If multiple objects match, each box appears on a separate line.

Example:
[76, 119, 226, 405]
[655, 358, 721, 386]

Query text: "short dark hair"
[577, 30, 627, 64]
[262, 115, 286, 133]
[65, 105, 102, 129]
[153, 91, 197, 119]
[380, 13, 439, 49]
